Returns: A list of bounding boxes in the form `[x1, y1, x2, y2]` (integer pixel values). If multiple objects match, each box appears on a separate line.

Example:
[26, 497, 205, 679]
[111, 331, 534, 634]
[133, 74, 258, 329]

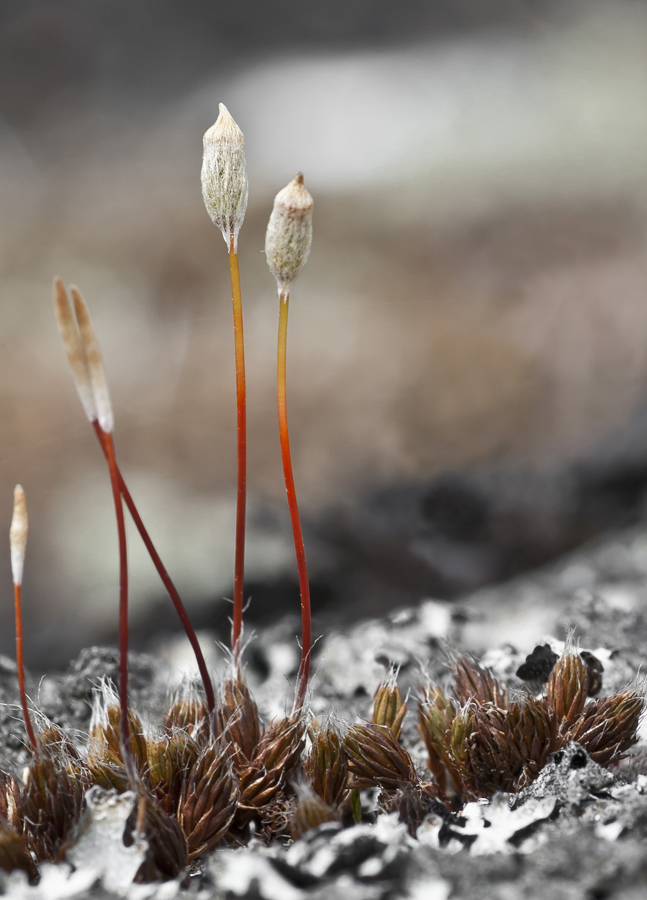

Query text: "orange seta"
[228, 233, 247, 665]
[277, 290, 312, 711]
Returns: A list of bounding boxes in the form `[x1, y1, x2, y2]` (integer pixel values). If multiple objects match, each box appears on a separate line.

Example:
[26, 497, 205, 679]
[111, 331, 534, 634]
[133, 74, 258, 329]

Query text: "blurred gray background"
[2, 0, 647, 669]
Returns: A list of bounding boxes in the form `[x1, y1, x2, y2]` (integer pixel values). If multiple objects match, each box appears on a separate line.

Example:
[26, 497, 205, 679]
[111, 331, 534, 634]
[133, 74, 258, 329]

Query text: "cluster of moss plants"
[418, 650, 643, 804]
[0, 106, 644, 886]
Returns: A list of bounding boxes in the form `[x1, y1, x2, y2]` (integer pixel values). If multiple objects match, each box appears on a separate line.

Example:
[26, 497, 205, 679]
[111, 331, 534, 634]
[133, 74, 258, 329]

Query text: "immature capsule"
[265, 174, 313, 292]
[10, 485, 27, 587]
[70, 286, 114, 434]
[53, 277, 97, 424]
[201, 104, 248, 246]
[53, 278, 114, 434]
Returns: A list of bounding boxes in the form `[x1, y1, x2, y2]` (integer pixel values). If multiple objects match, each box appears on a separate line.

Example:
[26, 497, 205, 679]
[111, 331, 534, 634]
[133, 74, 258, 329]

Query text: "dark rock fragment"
[516, 644, 559, 683]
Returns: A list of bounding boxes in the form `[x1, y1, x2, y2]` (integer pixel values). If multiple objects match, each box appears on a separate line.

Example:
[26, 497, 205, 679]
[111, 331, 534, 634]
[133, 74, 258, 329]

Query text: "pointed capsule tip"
[53, 276, 67, 305]
[205, 102, 240, 140]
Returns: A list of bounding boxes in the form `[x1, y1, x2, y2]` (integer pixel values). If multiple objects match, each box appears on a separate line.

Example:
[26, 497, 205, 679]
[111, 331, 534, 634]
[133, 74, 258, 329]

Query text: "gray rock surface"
[3, 519, 647, 898]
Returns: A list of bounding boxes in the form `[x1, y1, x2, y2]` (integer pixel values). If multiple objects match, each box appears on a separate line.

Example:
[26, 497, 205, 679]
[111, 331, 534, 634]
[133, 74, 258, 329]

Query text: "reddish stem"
[277, 290, 311, 711]
[91, 421, 215, 714]
[99, 428, 136, 782]
[13, 582, 39, 757]
[228, 235, 247, 664]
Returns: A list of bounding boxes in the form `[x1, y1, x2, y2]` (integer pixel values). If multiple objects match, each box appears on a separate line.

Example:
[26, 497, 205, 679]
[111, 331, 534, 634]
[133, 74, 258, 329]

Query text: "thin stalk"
[91, 421, 216, 715]
[13, 582, 38, 757]
[99, 428, 136, 783]
[277, 290, 311, 710]
[228, 233, 247, 665]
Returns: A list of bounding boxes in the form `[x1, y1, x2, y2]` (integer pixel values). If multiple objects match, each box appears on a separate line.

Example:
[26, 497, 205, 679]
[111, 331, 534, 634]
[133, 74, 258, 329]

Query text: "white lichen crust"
[265, 174, 313, 292]
[201, 104, 249, 246]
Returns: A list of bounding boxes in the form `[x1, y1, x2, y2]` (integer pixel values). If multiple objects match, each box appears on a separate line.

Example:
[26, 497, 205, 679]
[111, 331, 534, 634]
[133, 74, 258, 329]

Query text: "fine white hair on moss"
[70, 286, 114, 435]
[201, 103, 249, 248]
[169, 676, 206, 706]
[265, 173, 313, 293]
[10, 484, 28, 587]
[563, 626, 581, 657]
[90, 678, 121, 734]
[379, 664, 402, 692]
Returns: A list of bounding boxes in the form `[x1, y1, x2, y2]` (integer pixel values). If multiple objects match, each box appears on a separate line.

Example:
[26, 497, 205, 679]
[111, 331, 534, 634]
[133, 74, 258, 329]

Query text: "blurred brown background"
[2, 0, 647, 668]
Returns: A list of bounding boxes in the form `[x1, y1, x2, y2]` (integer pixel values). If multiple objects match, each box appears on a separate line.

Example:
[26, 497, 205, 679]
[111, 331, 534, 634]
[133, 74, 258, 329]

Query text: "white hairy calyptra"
[265, 174, 313, 292]
[10, 485, 28, 587]
[201, 104, 248, 247]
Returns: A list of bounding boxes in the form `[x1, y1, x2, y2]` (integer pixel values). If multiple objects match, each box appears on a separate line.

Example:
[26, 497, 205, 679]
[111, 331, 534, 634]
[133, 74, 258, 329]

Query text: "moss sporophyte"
[0, 107, 643, 884]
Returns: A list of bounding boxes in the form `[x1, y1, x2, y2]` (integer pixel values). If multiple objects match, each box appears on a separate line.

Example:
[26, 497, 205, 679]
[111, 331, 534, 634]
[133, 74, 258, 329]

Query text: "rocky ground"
[2, 517, 647, 898]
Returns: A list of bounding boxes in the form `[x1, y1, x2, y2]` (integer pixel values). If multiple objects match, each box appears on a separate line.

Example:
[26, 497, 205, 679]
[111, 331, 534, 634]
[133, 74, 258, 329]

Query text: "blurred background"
[2, 0, 647, 669]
